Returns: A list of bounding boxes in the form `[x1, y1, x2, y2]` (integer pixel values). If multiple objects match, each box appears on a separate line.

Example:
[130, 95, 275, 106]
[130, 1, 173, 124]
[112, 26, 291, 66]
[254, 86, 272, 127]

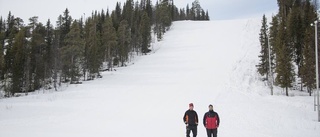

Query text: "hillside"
[0, 19, 319, 137]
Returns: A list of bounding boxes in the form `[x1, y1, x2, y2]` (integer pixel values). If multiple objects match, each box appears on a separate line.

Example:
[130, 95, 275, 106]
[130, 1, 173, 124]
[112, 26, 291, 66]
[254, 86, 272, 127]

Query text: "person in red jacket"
[183, 103, 198, 137]
[203, 104, 220, 137]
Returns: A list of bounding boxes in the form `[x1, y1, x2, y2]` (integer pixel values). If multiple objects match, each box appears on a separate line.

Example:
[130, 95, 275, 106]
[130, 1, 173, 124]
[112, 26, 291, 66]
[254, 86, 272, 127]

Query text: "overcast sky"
[0, 0, 278, 25]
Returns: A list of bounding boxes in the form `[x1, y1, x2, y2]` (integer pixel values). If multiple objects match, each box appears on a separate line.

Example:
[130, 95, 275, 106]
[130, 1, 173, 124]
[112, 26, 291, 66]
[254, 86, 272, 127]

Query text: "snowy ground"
[0, 19, 320, 137]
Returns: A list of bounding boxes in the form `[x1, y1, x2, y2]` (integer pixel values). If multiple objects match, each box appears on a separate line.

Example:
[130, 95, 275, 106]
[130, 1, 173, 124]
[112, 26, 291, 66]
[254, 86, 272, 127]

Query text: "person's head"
[209, 104, 213, 111]
[189, 103, 194, 110]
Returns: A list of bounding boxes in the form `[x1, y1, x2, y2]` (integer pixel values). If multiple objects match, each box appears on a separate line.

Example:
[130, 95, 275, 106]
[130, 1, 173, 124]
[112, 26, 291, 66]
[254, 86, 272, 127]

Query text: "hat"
[189, 103, 194, 107]
[209, 104, 213, 107]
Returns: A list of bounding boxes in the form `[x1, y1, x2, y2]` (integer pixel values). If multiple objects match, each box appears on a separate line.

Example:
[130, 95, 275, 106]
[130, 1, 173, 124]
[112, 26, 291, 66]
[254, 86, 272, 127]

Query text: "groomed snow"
[0, 19, 319, 137]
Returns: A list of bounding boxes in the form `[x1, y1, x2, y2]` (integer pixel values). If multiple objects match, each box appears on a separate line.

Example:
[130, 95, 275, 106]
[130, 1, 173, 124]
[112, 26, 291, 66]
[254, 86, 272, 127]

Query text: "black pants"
[206, 129, 217, 137]
[186, 125, 197, 137]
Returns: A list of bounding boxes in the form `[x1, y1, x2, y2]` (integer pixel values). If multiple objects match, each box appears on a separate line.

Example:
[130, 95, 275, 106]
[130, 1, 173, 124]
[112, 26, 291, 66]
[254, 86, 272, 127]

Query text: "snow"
[0, 18, 320, 137]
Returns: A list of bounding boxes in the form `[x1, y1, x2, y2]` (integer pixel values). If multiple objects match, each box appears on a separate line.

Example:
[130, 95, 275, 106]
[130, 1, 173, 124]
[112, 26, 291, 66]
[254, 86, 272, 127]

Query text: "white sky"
[0, 0, 278, 25]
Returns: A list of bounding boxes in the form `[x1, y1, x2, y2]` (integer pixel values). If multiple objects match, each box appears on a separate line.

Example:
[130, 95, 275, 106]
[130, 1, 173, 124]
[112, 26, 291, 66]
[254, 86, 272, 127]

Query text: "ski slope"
[0, 19, 319, 137]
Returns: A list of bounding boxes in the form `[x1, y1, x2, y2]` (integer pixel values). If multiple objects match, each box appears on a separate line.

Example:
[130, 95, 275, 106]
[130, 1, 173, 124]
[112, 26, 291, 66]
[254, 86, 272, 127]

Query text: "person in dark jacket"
[183, 103, 198, 137]
[203, 104, 220, 137]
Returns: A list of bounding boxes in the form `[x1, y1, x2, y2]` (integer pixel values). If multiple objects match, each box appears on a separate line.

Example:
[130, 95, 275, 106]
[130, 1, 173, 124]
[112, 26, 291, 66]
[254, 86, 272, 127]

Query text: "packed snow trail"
[0, 19, 319, 137]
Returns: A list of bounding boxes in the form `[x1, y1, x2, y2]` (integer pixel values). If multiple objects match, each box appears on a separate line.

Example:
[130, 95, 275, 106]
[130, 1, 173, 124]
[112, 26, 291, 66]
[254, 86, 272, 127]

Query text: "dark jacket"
[183, 109, 199, 126]
[203, 110, 220, 128]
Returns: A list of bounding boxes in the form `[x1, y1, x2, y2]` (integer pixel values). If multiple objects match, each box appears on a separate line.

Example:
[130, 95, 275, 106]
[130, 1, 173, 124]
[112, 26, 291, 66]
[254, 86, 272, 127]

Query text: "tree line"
[257, 0, 318, 96]
[0, 0, 210, 97]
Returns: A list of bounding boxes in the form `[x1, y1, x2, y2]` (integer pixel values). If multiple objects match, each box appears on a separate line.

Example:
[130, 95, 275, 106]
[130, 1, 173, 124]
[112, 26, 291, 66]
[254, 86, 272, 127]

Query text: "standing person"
[203, 104, 220, 137]
[183, 103, 198, 137]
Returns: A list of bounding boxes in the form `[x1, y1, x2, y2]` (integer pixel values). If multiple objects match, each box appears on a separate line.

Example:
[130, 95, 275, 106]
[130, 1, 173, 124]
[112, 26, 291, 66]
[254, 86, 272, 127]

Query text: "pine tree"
[155, 0, 172, 40]
[132, 1, 143, 55]
[301, 26, 316, 96]
[303, 0, 317, 28]
[44, 19, 54, 87]
[275, 22, 295, 96]
[155, 1, 161, 40]
[190, 1, 196, 20]
[300, 0, 318, 95]
[174, 2, 182, 21]
[257, 15, 270, 80]
[269, 15, 279, 74]
[4, 13, 24, 96]
[117, 20, 131, 66]
[83, 18, 90, 80]
[61, 8, 72, 47]
[28, 16, 39, 32]
[0, 0, 185, 97]
[112, 2, 122, 30]
[192, 0, 202, 20]
[277, 0, 294, 21]
[29, 22, 47, 91]
[205, 10, 210, 20]
[95, 11, 107, 72]
[52, 28, 61, 90]
[140, 11, 151, 54]
[179, 8, 186, 20]
[4, 12, 18, 82]
[86, 17, 101, 79]
[146, 0, 153, 23]
[172, 6, 180, 21]
[264, 0, 320, 96]
[123, 0, 134, 28]
[186, 4, 190, 20]
[63, 20, 84, 83]
[57, 8, 72, 85]
[102, 17, 117, 71]
[0, 17, 5, 81]
[11, 28, 27, 96]
[286, 1, 304, 83]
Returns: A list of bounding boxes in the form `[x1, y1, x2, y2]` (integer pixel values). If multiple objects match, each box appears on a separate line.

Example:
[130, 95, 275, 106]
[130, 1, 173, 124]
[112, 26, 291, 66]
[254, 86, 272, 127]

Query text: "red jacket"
[203, 110, 220, 129]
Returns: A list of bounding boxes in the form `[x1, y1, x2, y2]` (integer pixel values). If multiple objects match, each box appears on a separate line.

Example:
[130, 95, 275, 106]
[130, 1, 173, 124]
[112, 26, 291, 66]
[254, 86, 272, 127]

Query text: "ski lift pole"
[315, 20, 320, 122]
[315, 21, 317, 112]
[267, 35, 273, 95]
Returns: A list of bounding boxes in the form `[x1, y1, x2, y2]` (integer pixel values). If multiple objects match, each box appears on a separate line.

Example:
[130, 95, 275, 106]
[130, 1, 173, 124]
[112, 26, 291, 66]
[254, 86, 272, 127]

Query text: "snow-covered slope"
[0, 19, 319, 137]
